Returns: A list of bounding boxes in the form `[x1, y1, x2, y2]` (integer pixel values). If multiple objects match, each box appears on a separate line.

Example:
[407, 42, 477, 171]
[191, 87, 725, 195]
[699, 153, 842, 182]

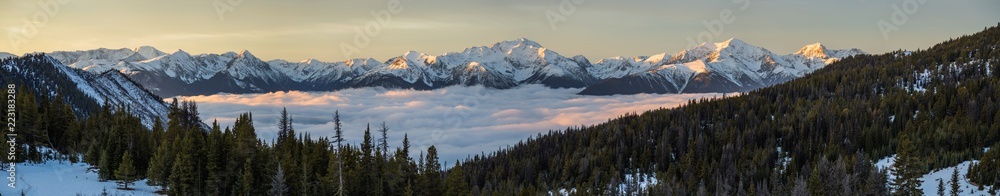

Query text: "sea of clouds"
[175, 84, 722, 163]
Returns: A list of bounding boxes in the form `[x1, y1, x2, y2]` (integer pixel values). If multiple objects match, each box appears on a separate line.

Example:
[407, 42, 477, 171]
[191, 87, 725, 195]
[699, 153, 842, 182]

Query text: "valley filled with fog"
[175, 85, 722, 162]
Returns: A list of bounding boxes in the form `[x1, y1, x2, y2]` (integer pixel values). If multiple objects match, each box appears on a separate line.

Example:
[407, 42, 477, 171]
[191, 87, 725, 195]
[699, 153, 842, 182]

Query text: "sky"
[1, 0, 998, 62]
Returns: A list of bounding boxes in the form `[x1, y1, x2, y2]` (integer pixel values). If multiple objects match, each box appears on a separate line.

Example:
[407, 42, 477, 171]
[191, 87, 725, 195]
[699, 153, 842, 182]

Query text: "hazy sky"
[1, 0, 997, 62]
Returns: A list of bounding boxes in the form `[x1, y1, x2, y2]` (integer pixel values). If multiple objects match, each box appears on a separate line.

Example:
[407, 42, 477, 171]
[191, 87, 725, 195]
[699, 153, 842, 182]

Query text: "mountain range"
[14, 38, 863, 97]
[0, 54, 170, 128]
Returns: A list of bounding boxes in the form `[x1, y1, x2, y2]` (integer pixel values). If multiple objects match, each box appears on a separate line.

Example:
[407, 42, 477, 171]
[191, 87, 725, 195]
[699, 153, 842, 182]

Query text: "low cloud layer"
[175, 85, 720, 163]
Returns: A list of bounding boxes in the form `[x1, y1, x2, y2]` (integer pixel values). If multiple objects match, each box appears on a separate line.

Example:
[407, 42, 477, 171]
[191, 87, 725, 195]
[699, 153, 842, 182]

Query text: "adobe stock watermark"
[5, 84, 17, 189]
[685, 0, 751, 49]
[546, 0, 586, 31]
[877, 0, 927, 41]
[7, 0, 73, 52]
[213, 0, 249, 21]
[340, 0, 413, 60]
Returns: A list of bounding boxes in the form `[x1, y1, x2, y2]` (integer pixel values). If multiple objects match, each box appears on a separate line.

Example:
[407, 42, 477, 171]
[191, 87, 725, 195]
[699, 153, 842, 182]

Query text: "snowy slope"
[875, 155, 996, 195]
[47, 56, 171, 128]
[0, 161, 158, 196]
[0, 52, 14, 59]
[0, 54, 169, 128]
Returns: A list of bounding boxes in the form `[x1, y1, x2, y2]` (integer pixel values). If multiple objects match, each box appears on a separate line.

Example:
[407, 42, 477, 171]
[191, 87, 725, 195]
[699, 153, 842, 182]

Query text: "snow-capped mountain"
[0, 54, 169, 128]
[19, 38, 862, 97]
[0, 52, 14, 59]
[579, 38, 864, 95]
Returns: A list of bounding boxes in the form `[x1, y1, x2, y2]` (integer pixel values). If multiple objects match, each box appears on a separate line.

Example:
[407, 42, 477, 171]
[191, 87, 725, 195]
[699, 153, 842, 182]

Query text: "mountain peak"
[171, 49, 191, 57]
[794, 43, 830, 59]
[494, 37, 543, 51]
[133, 46, 156, 52]
[134, 46, 167, 59]
[716, 38, 751, 49]
[238, 49, 256, 59]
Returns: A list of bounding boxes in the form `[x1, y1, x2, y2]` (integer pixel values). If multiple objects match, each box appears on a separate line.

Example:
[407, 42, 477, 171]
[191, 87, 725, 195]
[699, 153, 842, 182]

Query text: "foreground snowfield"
[0, 161, 158, 196]
[0, 155, 993, 195]
[876, 154, 996, 195]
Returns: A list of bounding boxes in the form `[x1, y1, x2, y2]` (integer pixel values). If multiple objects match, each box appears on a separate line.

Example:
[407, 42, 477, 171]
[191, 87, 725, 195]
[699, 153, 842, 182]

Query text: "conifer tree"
[950, 168, 961, 196]
[98, 149, 111, 182]
[809, 165, 823, 196]
[331, 110, 345, 196]
[239, 159, 254, 196]
[891, 135, 923, 195]
[445, 163, 470, 196]
[115, 150, 137, 190]
[169, 133, 198, 195]
[937, 179, 945, 196]
[360, 124, 383, 195]
[205, 120, 225, 195]
[146, 136, 173, 191]
[270, 164, 289, 196]
[424, 145, 443, 195]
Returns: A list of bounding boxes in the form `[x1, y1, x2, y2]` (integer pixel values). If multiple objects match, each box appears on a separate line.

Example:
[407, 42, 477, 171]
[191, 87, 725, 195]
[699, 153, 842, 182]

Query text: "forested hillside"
[453, 25, 1000, 195]
[3, 25, 999, 195]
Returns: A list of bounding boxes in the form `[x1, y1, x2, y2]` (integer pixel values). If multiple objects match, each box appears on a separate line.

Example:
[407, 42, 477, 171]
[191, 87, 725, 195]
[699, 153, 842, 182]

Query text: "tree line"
[1, 86, 470, 195]
[3, 24, 1000, 195]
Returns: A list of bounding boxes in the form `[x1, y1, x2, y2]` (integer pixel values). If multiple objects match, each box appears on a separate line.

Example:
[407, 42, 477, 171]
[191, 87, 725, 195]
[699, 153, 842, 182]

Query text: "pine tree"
[891, 135, 924, 195]
[950, 168, 961, 196]
[239, 159, 254, 196]
[424, 145, 443, 195]
[115, 150, 136, 190]
[270, 163, 289, 196]
[937, 178, 945, 196]
[205, 120, 225, 195]
[379, 122, 389, 159]
[98, 149, 111, 182]
[403, 181, 414, 196]
[277, 111, 300, 196]
[360, 124, 382, 195]
[277, 107, 291, 151]
[331, 110, 345, 196]
[146, 136, 173, 192]
[169, 133, 198, 195]
[809, 165, 823, 196]
[791, 176, 808, 196]
[445, 163, 470, 196]
[84, 138, 100, 166]
[378, 122, 389, 195]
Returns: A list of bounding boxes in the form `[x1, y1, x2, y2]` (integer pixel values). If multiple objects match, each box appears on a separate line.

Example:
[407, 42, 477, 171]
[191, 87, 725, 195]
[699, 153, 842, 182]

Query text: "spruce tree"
[424, 145, 443, 195]
[239, 159, 254, 196]
[950, 168, 961, 196]
[115, 150, 136, 190]
[937, 179, 945, 196]
[270, 164, 289, 196]
[331, 110, 345, 196]
[808, 165, 823, 196]
[360, 124, 382, 195]
[146, 137, 173, 192]
[445, 163, 470, 196]
[205, 120, 225, 196]
[891, 135, 923, 195]
[169, 133, 198, 195]
[277, 107, 291, 151]
[98, 149, 111, 182]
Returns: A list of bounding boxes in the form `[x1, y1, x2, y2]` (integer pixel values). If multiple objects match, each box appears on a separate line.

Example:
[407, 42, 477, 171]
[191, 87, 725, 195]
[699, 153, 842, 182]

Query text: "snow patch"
[0, 161, 158, 196]
[875, 155, 996, 195]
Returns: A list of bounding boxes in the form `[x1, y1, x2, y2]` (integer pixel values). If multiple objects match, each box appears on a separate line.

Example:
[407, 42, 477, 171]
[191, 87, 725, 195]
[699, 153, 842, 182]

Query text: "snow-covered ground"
[551, 172, 658, 195]
[0, 161, 158, 196]
[875, 155, 996, 195]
